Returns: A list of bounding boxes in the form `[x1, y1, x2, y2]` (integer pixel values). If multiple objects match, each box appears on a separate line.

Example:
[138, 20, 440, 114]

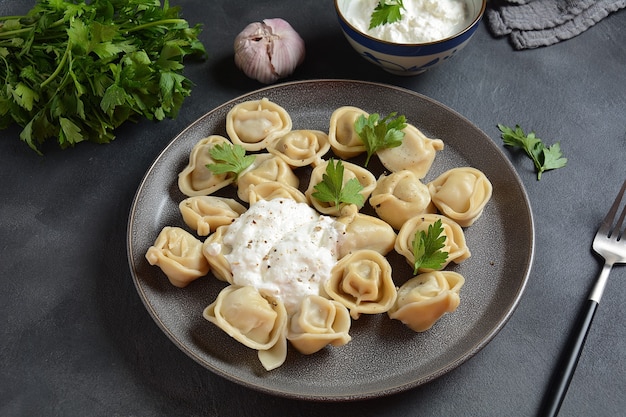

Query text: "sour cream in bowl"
[334, 0, 486, 75]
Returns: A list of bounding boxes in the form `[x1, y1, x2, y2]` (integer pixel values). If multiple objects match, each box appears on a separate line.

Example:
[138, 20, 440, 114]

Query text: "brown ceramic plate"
[127, 80, 534, 401]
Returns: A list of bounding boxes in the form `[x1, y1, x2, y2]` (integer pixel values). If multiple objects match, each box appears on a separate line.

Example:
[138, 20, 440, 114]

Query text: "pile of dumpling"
[145, 98, 493, 371]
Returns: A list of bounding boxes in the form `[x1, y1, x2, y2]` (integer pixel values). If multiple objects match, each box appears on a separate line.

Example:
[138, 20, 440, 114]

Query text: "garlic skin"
[234, 18, 305, 84]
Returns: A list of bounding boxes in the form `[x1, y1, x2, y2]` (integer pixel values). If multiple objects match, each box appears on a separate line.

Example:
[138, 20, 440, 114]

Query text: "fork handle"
[540, 261, 613, 416]
[540, 298, 599, 417]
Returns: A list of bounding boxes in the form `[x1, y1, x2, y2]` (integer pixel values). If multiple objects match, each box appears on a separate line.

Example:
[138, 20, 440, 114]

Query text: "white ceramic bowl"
[334, 0, 486, 75]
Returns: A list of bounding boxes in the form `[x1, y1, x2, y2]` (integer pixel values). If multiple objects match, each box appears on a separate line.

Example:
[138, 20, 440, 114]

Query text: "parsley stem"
[0, 18, 65, 39]
[40, 40, 71, 89]
[0, 54, 9, 85]
[124, 18, 188, 34]
[0, 27, 32, 38]
[523, 147, 543, 173]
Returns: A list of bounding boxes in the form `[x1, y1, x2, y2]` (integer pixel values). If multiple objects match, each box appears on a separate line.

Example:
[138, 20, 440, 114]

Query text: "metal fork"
[541, 179, 626, 417]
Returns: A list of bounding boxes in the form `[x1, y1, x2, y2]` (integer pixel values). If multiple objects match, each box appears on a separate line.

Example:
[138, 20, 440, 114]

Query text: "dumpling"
[327, 106, 368, 159]
[178, 135, 236, 197]
[336, 207, 396, 258]
[377, 123, 444, 179]
[179, 196, 246, 236]
[428, 167, 493, 227]
[266, 129, 330, 167]
[236, 153, 299, 203]
[145, 226, 210, 288]
[178, 136, 236, 196]
[226, 98, 292, 151]
[201, 225, 233, 284]
[395, 214, 470, 272]
[325, 250, 397, 319]
[203, 285, 288, 371]
[369, 170, 436, 230]
[305, 159, 377, 216]
[287, 295, 352, 355]
[247, 181, 307, 205]
[388, 271, 465, 332]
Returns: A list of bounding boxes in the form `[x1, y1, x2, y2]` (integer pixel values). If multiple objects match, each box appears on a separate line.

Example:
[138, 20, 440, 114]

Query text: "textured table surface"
[1, 1, 625, 416]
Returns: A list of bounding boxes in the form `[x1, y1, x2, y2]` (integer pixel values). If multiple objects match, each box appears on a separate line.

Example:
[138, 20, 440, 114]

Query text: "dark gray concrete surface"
[1, 1, 625, 416]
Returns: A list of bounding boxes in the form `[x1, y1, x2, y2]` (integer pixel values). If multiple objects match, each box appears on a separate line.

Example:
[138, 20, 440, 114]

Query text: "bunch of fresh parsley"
[0, 0, 206, 154]
[497, 124, 567, 180]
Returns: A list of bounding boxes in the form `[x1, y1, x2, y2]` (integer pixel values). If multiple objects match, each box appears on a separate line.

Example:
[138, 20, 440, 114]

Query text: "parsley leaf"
[206, 143, 256, 179]
[411, 218, 449, 274]
[312, 158, 365, 210]
[354, 112, 407, 166]
[0, 0, 206, 154]
[369, 0, 406, 30]
[498, 124, 567, 180]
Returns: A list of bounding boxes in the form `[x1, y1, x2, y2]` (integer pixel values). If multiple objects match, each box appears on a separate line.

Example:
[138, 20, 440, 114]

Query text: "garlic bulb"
[234, 18, 305, 84]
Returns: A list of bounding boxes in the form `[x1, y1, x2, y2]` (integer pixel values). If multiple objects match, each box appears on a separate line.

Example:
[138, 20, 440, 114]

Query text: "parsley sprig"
[369, 0, 406, 30]
[354, 112, 407, 166]
[411, 219, 449, 274]
[498, 124, 567, 180]
[0, 0, 206, 154]
[206, 143, 256, 180]
[312, 158, 365, 210]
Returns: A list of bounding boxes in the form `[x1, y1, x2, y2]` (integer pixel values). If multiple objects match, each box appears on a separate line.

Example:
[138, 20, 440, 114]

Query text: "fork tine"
[601, 179, 626, 237]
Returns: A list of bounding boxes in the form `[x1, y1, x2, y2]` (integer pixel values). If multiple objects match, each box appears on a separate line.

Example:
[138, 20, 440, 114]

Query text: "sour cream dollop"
[222, 198, 345, 314]
[343, 0, 468, 44]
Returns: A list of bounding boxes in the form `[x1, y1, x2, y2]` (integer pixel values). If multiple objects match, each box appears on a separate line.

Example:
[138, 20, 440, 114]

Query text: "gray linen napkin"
[487, 0, 626, 49]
